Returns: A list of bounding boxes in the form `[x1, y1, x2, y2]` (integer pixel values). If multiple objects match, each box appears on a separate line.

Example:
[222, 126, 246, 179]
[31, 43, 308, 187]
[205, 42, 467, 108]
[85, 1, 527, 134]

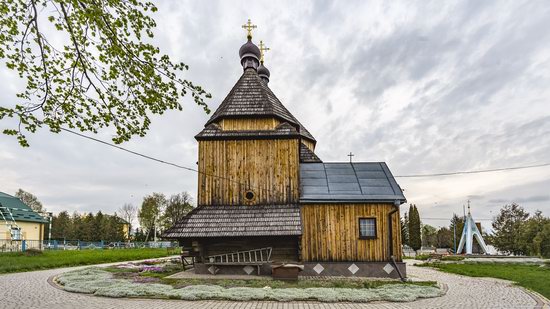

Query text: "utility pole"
[48, 212, 52, 245]
[153, 213, 157, 243]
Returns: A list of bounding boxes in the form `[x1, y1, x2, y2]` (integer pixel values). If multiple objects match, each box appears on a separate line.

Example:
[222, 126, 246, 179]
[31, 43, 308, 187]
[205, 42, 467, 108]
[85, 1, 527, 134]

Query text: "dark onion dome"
[257, 63, 270, 77]
[257, 63, 270, 82]
[239, 39, 261, 61]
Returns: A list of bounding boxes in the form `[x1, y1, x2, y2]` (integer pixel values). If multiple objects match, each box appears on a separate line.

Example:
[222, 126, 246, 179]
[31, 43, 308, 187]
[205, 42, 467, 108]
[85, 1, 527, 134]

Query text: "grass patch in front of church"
[0, 248, 173, 274]
[163, 277, 437, 290]
[55, 260, 443, 302]
[424, 262, 550, 299]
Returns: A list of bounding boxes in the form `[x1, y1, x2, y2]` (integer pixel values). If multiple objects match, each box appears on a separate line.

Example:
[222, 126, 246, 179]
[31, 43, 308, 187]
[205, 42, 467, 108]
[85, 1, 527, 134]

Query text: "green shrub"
[25, 249, 43, 256]
[441, 255, 464, 261]
[415, 254, 431, 260]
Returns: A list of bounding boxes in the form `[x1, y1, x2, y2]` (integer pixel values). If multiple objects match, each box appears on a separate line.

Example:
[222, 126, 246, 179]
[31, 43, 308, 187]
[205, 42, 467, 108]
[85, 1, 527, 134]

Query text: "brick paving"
[0, 262, 542, 309]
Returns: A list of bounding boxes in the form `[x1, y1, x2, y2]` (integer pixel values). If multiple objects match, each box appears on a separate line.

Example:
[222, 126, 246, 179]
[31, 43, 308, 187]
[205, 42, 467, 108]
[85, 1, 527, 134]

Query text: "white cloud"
[1, 0, 550, 231]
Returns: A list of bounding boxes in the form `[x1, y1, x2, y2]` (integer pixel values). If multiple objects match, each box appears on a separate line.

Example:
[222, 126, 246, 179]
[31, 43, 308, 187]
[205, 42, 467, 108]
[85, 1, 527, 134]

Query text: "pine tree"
[408, 204, 422, 253]
[401, 212, 409, 246]
[51, 211, 71, 240]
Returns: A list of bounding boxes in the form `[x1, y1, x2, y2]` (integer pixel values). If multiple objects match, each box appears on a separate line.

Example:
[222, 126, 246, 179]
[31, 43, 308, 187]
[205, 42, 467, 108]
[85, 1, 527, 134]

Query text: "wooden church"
[163, 21, 407, 278]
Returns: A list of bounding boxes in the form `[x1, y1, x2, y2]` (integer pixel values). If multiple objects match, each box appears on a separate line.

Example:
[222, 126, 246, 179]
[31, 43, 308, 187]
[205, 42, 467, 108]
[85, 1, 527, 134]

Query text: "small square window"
[359, 218, 377, 239]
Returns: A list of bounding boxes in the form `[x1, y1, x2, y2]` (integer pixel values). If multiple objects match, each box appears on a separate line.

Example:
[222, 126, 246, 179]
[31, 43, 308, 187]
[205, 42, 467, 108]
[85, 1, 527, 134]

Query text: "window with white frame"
[359, 218, 376, 239]
[11, 227, 21, 240]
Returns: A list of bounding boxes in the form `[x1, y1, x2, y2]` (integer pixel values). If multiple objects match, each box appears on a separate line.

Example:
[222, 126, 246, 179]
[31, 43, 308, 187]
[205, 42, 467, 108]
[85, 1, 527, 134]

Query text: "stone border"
[522, 288, 549, 309]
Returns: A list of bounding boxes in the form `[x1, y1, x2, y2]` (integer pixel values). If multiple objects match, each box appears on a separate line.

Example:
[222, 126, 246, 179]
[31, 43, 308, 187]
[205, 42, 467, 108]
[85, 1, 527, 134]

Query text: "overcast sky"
[1, 0, 550, 230]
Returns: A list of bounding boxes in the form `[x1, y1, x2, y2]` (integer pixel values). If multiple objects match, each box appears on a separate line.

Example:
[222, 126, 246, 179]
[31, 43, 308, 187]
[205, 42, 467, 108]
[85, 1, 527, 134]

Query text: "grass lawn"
[0, 248, 174, 274]
[427, 263, 550, 299]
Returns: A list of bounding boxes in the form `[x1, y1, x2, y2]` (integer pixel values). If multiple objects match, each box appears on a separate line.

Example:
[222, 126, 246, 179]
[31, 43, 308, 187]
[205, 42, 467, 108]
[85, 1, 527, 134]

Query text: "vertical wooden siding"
[197, 139, 300, 206]
[220, 118, 280, 130]
[301, 204, 402, 262]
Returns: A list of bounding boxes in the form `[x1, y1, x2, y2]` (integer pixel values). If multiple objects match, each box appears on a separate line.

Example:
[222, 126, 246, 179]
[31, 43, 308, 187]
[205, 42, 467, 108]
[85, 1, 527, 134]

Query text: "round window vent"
[245, 190, 255, 201]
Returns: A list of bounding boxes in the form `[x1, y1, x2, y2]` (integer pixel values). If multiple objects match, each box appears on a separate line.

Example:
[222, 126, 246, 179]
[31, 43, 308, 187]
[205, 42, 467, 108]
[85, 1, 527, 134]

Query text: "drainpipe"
[388, 200, 406, 281]
[388, 202, 399, 259]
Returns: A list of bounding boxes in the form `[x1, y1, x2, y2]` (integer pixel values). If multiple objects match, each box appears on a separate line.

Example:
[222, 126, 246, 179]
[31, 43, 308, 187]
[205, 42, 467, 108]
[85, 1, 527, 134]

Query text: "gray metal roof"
[299, 163, 406, 203]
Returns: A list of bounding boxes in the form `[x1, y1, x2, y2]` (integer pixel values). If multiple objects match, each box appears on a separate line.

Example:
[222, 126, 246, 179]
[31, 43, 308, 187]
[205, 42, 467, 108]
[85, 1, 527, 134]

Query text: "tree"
[163, 192, 194, 229]
[401, 212, 409, 246]
[103, 214, 125, 242]
[14, 188, 43, 212]
[69, 211, 84, 240]
[51, 210, 70, 239]
[92, 211, 105, 241]
[519, 210, 550, 257]
[118, 203, 137, 238]
[0, 0, 210, 147]
[436, 227, 453, 248]
[134, 228, 147, 242]
[81, 212, 95, 241]
[408, 204, 422, 253]
[421, 224, 437, 247]
[492, 203, 529, 255]
[450, 214, 465, 252]
[138, 193, 166, 241]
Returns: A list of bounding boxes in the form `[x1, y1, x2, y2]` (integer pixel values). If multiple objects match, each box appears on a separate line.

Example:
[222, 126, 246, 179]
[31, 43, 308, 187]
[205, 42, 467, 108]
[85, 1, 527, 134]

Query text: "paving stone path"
[0, 261, 544, 309]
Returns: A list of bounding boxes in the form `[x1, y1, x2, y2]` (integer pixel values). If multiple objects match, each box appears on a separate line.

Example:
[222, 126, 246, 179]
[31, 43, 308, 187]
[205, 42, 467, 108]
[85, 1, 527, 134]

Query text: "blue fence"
[0, 239, 177, 253]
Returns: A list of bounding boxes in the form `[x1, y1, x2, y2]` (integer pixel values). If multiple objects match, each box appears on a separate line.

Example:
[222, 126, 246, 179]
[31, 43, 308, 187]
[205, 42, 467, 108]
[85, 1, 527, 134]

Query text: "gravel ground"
[0, 260, 544, 309]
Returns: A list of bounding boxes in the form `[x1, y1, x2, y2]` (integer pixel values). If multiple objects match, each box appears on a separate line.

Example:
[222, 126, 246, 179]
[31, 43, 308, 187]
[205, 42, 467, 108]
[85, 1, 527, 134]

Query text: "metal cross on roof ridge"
[348, 152, 355, 163]
[259, 40, 270, 64]
[242, 19, 257, 40]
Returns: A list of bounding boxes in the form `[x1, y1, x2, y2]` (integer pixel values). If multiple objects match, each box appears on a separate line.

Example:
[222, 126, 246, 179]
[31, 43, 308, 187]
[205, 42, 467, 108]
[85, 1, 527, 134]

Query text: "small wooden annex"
[163, 29, 407, 278]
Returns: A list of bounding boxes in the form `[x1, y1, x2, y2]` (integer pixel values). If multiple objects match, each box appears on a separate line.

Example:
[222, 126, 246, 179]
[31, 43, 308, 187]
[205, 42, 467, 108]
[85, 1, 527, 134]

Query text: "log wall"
[197, 138, 300, 206]
[300, 203, 402, 262]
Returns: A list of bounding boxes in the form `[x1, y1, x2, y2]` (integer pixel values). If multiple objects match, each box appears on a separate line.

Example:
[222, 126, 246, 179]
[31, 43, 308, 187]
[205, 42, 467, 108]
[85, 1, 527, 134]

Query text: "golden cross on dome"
[259, 40, 270, 63]
[242, 19, 257, 40]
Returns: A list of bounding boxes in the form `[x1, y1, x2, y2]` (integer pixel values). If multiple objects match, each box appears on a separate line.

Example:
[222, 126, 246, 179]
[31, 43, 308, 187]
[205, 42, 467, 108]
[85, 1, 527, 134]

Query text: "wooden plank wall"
[197, 138, 300, 205]
[220, 118, 280, 130]
[301, 203, 402, 262]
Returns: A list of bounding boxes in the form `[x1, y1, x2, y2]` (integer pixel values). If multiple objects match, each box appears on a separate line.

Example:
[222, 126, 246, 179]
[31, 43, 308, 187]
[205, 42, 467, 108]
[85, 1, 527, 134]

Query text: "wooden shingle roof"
[162, 204, 302, 238]
[205, 68, 316, 143]
[300, 143, 322, 163]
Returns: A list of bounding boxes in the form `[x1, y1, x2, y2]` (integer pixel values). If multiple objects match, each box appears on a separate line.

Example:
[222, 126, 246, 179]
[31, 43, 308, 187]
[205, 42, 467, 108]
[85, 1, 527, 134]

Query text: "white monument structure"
[457, 202, 489, 255]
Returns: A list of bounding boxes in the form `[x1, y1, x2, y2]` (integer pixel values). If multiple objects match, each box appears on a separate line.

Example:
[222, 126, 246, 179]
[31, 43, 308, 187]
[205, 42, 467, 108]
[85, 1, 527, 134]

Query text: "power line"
[59, 127, 274, 195]
[421, 217, 493, 221]
[49, 127, 550, 181]
[394, 162, 550, 178]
